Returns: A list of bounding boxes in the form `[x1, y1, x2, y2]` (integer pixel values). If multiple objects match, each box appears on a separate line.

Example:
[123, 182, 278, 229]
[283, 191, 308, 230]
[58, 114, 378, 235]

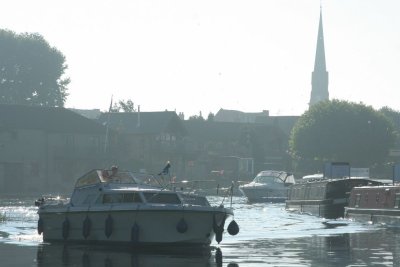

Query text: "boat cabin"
[288, 178, 381, 202]
[286, 177, 384, 219]
[68, 169, 210, 207]
[348, 185, 400, 209]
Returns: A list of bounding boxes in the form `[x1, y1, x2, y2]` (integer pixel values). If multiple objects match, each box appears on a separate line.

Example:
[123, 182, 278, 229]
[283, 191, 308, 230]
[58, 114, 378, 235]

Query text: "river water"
[1, 195, 399, 267]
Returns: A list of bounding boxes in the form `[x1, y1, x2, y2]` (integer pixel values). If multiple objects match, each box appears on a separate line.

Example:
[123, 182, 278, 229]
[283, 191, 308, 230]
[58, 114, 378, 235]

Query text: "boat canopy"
[302, 173, 324, 180]
[254, 171, 295, 184]
[74, 169, 140, 188]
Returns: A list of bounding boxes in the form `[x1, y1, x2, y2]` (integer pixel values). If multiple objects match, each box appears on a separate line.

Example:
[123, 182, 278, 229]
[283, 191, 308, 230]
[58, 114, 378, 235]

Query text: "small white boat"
[239, 170, 295, 203]
[36, 169, 238, 247]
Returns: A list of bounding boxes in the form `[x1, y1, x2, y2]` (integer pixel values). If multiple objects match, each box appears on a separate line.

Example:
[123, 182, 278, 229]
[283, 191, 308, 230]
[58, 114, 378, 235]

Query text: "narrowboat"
[285, 177, 382, 219]
[345, 185, 400, 225]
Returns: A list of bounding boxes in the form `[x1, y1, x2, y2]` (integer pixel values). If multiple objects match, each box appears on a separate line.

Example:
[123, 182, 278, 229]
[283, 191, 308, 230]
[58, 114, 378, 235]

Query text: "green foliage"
[188, 115, 204, 121]
[207, 112, 215, 121]
[189, 111, 205, 121]
[380, 106, 400, 131]
[0, 29, 69, 107]
[289, 100, 396, 167]
[380, 106, 400, 147]
[111, 99, 135, 112]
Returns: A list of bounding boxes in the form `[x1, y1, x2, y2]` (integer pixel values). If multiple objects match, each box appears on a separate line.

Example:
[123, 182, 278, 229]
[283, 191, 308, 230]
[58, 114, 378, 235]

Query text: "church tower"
[309, 9, 329, 107]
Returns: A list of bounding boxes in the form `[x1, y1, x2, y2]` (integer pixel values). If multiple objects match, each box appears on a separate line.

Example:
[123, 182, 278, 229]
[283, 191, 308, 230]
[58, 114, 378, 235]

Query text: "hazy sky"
[1, 0, 399, 117]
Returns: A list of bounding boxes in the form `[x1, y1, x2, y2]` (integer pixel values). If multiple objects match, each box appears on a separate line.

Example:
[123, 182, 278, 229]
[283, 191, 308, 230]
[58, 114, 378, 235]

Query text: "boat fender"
[82, 216, 91, 239]
[37, 217, 44, 235]
[35, 197, 44, 207]
[105, 214, 113, 238]
[62, 245, 69, 264]
[213, 214, 226, 244]
[82, 252, 90, 266]
[176, 218, 188, 233]
[131, 222, 140, 243]
[215, 247, 223, 266]
[227, 220, 239, 236]
[62, 218, 70, 240]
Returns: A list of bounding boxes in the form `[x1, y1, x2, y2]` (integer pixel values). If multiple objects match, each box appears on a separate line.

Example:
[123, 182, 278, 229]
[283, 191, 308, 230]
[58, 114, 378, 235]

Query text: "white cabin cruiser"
[36, 169, 239, 246]
[239, 170, 295, 203]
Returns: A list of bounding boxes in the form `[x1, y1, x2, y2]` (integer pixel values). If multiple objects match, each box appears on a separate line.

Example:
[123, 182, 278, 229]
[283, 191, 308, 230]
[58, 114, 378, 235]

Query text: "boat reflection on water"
[35, 243, 239, 267]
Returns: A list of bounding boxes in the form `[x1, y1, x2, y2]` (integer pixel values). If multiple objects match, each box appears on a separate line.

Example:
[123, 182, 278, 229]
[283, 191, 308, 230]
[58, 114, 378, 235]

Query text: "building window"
[66, 135, 75, 146]
[355, 194, 361, 207]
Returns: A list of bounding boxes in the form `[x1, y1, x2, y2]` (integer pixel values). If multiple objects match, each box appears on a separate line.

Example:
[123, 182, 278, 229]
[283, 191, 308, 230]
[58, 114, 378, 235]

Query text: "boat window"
[143, 192, 181, 204]
[355, 194, 361, 207]
[255, 176, 282, 184]
[102, 193, 142, 204]
[293, 188, 298, 199]
[75, 170, 101, 188]
[319, 186, 325, 198]
[123, 193, 142, 203]
[180, 194, 210, 206]
[395, 193, 400, 208]
[297, 187, 301, 199]
[103, 194, 123, 203]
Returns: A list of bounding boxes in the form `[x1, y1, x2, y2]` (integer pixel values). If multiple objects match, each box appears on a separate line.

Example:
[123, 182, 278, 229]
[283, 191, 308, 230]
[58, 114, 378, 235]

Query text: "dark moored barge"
[286, 177, 382, 219]
[345, 185, 400, 225]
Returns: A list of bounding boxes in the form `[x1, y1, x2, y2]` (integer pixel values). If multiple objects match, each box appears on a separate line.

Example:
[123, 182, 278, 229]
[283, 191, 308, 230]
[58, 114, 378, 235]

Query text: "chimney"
[137, 105, 141, 128]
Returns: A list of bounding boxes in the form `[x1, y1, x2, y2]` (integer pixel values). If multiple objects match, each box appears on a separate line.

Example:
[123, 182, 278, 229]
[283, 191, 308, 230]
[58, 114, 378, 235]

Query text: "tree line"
[1, 28, 399, 176]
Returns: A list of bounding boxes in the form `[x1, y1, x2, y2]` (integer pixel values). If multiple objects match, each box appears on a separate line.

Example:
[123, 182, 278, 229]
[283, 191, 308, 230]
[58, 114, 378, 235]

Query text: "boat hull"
[345, 207, 400, 225]
[285, 199, 346, 219]
[240, 187, 287, 203]
[38, 205, 230, 246]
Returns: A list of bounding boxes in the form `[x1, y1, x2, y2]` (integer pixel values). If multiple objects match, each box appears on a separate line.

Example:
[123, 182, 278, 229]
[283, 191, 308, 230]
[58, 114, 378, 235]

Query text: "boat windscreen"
[254, 176, 281, 184]
[99, 171, 138, 183]
[75, 170, 101, 188]
[254, 171, 295, 184]
[283, 174, 296, 184]
[180, 194, 210, 206]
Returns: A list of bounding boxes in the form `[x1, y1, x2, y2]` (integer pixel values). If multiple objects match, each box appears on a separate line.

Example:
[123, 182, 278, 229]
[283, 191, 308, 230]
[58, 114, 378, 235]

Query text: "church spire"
[309, 9, 329, 107]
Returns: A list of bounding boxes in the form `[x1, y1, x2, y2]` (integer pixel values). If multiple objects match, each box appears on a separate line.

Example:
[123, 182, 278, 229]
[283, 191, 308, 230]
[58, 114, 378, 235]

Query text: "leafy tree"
[111, 99, 135, 112]
[289, 100, 396, 168]
[207, 112, 215, 121]
[0, 29, 69, 107]
[380, 106, 400, 147]
[188, 111, 205, 121]
[380, 106, 400, 131]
